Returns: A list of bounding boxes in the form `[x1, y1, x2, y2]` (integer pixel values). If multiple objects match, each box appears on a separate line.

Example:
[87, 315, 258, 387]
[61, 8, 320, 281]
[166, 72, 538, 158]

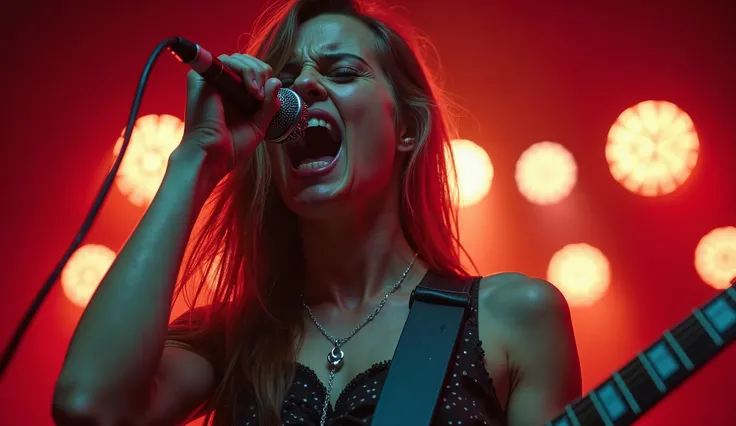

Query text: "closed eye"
[278, 67, 362, 87]
[329, 67, 360, 82]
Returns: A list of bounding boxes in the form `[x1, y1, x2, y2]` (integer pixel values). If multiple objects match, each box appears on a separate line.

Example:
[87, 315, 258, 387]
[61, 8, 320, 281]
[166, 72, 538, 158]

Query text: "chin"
[282, 180, 356, 220]
[270, 141, 354, 219]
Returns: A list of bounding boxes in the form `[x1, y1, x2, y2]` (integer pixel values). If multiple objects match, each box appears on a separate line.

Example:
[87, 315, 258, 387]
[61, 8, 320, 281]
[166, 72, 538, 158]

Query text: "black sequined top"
[168, 278, 506, 425]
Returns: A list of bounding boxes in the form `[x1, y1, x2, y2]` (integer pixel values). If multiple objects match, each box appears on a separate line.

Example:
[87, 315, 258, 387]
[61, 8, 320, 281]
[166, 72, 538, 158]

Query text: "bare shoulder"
[477, 272, 571, 327]
[476, 272, 581, 422]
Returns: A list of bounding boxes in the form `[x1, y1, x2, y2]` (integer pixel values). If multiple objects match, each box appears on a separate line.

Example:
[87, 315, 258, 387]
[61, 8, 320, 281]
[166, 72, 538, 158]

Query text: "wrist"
[165, 144, 222, 207]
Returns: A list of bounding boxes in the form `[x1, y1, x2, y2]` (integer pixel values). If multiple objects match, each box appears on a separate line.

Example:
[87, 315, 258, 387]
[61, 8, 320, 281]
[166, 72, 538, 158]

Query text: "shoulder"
[476, 273, 579, 379]
[477, 272, 571, 327]
[473, 273, 581, 420]
[476, 272, 581, 400]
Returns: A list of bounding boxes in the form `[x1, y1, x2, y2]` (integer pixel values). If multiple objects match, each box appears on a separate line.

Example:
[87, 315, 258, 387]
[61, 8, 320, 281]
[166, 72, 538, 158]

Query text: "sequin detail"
[238, 278, 505, 425]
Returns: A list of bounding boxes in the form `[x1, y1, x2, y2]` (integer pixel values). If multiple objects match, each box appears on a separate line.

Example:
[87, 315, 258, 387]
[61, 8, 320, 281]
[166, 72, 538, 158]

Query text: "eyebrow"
[283, 52, 372, 71]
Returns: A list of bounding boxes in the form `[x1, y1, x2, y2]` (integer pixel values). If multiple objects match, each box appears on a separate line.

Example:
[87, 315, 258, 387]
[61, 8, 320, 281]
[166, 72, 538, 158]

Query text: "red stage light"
[695, 226, 736, 290]
[113, 114, 184, 207]
[515, 141, 577, 205]
[547, 243, 611, 307]
[606, 100, 699, 196]
[446, 139, 493, 207]
[61, 244, 116, 308]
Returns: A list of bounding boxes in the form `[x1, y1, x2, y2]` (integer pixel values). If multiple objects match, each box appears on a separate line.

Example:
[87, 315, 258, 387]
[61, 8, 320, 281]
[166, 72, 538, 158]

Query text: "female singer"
[53, 0, 581, 424]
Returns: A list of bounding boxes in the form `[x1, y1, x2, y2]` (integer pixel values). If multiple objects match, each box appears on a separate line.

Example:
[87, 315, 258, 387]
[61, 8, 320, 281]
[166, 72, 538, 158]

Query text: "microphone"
[168, 37, 308, 145]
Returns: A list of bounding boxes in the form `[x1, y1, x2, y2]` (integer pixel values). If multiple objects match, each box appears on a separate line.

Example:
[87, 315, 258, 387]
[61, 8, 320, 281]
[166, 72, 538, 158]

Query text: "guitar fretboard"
[547, 283, 736, 426]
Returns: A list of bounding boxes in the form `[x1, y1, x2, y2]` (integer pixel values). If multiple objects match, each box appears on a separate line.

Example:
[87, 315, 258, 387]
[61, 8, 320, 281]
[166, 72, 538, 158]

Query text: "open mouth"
[287, 114, 343, 172]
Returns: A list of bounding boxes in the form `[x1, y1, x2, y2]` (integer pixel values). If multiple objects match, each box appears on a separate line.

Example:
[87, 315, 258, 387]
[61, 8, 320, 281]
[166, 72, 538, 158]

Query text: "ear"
[397, 120, 416, 152]
[397, 136, 416, 153]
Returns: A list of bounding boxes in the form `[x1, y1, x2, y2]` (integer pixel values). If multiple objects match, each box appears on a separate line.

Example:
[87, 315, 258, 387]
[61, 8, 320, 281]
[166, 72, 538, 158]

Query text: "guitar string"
[573, 397, 600, 423]
[576, 310, 733, 421]
[567, 293, 735, 422]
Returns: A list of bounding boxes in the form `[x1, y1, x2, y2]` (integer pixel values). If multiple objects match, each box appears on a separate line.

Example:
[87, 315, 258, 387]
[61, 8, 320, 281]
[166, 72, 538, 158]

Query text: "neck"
[299, 195, 421, 310]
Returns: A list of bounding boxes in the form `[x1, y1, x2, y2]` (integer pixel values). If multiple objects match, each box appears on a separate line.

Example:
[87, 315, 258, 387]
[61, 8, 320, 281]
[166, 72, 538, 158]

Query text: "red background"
[1, 1, 734, 425]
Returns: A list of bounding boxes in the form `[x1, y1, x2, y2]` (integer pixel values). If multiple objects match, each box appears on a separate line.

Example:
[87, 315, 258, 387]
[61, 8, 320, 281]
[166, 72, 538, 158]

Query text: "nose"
[292, 69, 327, 105]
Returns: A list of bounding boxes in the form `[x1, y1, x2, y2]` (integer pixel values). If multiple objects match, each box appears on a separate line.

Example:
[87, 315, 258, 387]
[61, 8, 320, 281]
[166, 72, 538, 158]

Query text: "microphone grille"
[265, 88, 308, 145]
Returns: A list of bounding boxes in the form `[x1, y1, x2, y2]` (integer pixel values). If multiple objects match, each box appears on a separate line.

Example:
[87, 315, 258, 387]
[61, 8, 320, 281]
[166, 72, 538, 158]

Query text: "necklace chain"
[301, 254, 418, 426]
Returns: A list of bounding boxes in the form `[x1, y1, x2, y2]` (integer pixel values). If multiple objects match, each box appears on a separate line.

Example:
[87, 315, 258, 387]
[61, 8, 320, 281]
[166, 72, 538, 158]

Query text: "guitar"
[546, 281, 736, 426]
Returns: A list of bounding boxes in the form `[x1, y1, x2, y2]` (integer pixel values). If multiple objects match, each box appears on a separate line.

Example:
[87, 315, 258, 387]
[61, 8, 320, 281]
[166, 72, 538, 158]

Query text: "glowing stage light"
[606, 100, 699, 196]
[61, 244, 116, 308]
[515, 141, 577, 205]
[113, 114, 184, 207]
[446, 139, 493, 207]
[695, 226, 736, 290]
[547, 243, 610, 307]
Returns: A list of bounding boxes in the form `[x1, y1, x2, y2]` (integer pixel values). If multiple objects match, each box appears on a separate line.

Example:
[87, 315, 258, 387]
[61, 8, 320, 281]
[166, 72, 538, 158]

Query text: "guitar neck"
[548, 283, 736, 426]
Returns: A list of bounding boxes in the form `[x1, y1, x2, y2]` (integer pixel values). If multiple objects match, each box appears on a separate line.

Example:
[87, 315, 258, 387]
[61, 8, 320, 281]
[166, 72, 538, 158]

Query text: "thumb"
[251, 78, 283, 136]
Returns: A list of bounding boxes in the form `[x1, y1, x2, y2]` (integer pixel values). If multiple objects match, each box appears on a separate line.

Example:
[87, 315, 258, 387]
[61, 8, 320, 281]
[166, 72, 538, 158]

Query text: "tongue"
[297, 156, 335, 170]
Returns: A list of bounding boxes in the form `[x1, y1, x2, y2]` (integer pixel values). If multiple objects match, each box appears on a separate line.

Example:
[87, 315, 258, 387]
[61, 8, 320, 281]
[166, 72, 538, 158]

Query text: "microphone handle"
[168, 37, 261, 114]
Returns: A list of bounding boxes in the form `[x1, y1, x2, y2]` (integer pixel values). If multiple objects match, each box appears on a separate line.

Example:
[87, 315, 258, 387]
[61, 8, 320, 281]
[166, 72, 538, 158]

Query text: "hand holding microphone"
[169, 38, 308, 181]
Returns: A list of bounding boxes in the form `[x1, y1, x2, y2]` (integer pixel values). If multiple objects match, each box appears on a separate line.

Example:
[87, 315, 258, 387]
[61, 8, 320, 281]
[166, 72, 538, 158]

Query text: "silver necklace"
[301, 254, 418, 426]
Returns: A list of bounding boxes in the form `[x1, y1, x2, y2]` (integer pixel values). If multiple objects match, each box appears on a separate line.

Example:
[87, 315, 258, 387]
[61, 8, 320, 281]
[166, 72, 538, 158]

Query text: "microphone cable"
[0, 37, 180, 379]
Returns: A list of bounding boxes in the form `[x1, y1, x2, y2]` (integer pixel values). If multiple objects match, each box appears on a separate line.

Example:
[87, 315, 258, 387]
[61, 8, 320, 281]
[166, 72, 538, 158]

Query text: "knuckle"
[186, 70, 203, 87]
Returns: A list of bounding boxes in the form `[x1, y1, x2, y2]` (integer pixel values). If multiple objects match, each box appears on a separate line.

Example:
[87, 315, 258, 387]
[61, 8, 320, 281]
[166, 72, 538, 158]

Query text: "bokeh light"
[61, 244, 117, 308]
[515, 141, 577, 205]
[446, 139, 493, 207]
[113, 114, 184, 207]
[606, 100, 699, 197]
[695, 226, 736, 290]
[547, 243, 611, 307]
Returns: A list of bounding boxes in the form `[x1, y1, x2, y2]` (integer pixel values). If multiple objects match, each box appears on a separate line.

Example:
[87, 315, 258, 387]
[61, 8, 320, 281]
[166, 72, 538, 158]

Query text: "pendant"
[327, 344, 344, 371]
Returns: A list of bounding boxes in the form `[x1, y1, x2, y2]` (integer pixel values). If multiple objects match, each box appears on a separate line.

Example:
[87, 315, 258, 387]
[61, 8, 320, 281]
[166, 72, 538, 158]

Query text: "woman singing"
[52, 0, 582, 424]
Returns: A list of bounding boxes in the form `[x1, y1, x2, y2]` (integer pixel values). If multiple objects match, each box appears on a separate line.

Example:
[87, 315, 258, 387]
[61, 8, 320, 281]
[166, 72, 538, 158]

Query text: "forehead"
[289, 14, 378, 63]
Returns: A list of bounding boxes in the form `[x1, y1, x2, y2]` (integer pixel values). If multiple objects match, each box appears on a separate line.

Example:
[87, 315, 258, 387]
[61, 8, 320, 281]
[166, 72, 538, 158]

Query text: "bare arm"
[480, 275, 582, 425]
[53, 145, 219, 425]
[52, 53, 280, 425]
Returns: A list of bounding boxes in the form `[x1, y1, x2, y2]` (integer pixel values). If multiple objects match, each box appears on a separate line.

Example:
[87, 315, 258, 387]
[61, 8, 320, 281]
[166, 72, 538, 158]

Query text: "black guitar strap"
[371, 272, 477, 426]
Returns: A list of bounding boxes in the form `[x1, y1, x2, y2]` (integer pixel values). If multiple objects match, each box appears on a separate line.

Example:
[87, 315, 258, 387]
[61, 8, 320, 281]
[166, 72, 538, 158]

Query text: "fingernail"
[259, 85, 265, 98]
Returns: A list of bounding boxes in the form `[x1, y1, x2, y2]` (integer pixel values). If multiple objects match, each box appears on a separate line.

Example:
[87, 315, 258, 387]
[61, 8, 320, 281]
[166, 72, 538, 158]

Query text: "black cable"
[0, 37, 180, 379]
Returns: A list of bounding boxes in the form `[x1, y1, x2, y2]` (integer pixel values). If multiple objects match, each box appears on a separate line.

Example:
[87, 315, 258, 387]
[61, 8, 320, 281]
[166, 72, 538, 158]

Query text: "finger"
[232, 54, 272, 100]
[251, 77, 283, 134]
[184, 69, 222, 129]
[219, 54, 260, 100]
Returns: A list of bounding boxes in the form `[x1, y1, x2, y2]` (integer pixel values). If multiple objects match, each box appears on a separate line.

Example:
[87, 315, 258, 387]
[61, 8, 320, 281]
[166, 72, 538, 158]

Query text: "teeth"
[297, 160, 330, 171]
[307, 118, 332, 132]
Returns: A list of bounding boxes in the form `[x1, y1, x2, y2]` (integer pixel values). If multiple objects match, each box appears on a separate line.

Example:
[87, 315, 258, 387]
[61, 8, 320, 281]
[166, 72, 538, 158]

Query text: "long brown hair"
[173, 0, 472, 424]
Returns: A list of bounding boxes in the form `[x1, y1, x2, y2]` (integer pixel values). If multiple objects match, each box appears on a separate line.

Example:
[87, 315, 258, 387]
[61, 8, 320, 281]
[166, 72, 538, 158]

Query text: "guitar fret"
[703, 295, 736, 336]
[693, 309, 724, 345]
[727, 286, 736, 302]
[635, 353, 666, 392]
[546, 284, 736, 426]
[619, 358, 662, 413]
[673, 314, 721, 367]
[571, 397, 605, 426]
[671, 316, 703, 347]
[612, 372, 640, 414]
[590, 379, 637, 425]
[588, 391, 614, 426]
[565, 404, 581, 426]
[663, 331, 694, 370]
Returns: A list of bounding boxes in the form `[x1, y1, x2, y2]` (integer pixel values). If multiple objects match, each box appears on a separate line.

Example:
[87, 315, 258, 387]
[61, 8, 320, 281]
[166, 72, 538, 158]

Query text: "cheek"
[346, 90, 397, 172]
